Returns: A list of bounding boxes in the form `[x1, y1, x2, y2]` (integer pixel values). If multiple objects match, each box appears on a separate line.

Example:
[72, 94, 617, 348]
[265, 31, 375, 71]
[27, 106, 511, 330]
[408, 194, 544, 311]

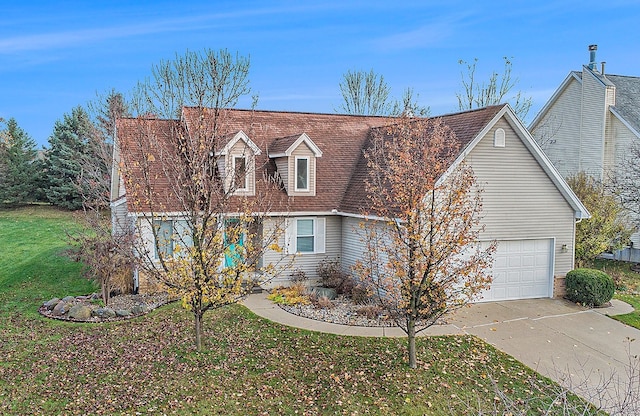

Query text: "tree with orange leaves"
[355, 116, 495, 368]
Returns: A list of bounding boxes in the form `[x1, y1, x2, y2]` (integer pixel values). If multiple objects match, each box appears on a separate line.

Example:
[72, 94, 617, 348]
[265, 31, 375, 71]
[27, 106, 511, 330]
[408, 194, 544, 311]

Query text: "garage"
[478, 239, 554, 302]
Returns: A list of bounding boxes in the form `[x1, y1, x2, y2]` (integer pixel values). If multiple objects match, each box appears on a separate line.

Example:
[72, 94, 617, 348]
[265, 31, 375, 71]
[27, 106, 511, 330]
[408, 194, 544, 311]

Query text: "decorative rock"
[131, 304, 148, 315]
[52, 301, 72, 316]
[312, 287, 337, 300]
[61, 296, 76, 303]
[115, 309, 131, 317]
[43, 298, 60, 310]
[69, 304, 93, 320]
[93, 307, 116, 319]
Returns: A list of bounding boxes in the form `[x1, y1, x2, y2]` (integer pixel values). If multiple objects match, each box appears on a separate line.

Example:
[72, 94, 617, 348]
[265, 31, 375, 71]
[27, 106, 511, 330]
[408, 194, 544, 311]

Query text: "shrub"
[290, 269, 308, 283]
[351, 283, 373, 304]
[267, 284, 311, 306]
[356, 304, 382, 319]
[317, 258, 346, 288]
[314, 295, 334, 310]
[565, 268, 615, 307]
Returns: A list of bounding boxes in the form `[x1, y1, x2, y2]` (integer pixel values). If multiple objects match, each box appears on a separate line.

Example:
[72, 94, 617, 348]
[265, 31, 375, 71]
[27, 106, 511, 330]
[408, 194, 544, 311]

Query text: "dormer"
[216, 130, 261, 196]
[269, 133, 322, 196]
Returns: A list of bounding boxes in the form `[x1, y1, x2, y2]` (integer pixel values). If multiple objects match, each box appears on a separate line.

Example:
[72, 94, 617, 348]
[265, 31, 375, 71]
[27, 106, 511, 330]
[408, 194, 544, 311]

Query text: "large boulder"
[312, 287, 337, 300]
[93, 307, 116, 319]
[68, 304, 93, 320]
[43, 298, 60, 310]
[52, 301, 72, 316]
[131, 304, 149, 315]
[115, 309, 131, 317]
[61, 296, 76, 303]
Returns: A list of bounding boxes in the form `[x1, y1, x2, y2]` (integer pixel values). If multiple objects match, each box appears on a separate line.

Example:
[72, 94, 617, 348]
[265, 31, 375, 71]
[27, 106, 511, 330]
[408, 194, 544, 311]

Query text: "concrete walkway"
[243, 294, 640, 412]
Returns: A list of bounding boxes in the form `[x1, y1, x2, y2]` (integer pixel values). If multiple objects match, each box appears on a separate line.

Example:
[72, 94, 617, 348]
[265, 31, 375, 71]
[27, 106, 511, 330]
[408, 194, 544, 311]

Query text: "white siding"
[532, 78, 582, 177]
[466, 118, 576, 276]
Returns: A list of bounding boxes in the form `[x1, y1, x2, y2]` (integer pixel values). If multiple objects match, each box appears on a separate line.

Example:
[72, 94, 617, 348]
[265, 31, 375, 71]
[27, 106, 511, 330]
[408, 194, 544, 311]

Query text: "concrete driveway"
[449, 298, 640, 413]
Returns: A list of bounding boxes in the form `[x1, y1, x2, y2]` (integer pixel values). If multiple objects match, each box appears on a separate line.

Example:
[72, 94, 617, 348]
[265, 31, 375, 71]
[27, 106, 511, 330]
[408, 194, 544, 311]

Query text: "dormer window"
[215, 130, 261, 196]
[295, 157, 309, 191]
[233, 156, 248, 191]
[268, 133, 322, 196]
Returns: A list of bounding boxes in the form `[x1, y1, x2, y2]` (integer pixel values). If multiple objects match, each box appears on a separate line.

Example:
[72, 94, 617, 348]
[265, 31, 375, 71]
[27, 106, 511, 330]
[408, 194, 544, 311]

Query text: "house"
[529, 44, 640, 249]
[111, 104, 588, 302]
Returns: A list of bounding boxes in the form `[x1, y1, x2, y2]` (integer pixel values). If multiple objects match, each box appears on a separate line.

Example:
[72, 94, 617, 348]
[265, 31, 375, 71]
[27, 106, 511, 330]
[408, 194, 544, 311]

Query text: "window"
[153, 220, 173, 259]
[296, 219, 314, 252]
[494, 128, 506, 147]
[295, 157, 309, 191]
[233, 156, 247, 190]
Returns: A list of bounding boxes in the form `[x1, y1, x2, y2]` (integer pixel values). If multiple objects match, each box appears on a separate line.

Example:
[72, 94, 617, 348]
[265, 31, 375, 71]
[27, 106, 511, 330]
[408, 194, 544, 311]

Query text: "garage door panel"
[478, 239, 553, 302]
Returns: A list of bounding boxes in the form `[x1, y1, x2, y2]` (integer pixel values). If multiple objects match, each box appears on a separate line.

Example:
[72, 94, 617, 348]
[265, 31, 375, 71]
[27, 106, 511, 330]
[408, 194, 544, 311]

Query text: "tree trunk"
[194, 312, 203, 351]
[407, 316, 417, 369]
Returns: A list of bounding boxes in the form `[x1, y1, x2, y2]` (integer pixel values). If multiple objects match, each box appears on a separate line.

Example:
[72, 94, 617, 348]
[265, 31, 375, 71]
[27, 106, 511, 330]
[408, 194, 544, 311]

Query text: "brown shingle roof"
[340, 105, 504, 213]
[116, 105, 505, 215]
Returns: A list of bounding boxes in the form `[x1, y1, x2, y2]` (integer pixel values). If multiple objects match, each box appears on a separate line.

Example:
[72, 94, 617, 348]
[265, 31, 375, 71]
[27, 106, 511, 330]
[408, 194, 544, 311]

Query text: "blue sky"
[1, 0, 639, 148]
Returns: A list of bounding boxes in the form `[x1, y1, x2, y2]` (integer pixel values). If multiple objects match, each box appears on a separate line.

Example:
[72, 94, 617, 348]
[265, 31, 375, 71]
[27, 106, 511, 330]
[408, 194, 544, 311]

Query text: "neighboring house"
[111, 104, 588, 302]
[529, 45, 640, 248]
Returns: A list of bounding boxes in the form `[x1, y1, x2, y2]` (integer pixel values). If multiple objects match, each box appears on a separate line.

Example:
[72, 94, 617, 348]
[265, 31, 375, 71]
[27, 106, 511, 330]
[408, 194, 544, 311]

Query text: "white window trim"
[232, 155, 249, 191]
[294, 156, 310, 192]
[286, 217, 326, 255]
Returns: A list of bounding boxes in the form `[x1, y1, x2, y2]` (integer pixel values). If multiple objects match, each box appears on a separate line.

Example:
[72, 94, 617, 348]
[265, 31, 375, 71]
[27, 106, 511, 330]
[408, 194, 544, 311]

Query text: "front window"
[296, 219, 314, 253]
[295, 157, 309, 191]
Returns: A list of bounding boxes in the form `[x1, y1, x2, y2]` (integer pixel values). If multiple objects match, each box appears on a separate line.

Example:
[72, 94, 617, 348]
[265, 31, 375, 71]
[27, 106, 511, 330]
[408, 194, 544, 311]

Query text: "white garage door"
[478, 239, 553, 302]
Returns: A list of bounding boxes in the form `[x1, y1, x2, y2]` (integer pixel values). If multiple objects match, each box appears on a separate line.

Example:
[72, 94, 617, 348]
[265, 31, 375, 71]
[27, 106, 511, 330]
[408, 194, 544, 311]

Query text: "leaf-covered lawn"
[589, 258, 640, 330]
[0, 207, 593, 414]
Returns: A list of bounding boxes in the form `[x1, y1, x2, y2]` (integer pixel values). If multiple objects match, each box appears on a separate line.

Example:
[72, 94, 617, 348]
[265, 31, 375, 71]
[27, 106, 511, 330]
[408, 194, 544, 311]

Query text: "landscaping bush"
[290, 269, 308, 283]
[565, 268, 615, 307]
[317, 258, 345, 288]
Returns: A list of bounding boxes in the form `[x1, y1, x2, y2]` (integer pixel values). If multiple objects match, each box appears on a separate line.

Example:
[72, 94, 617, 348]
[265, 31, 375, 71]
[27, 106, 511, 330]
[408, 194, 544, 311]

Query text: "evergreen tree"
[45, 107, 96, 210]
[0, 118, 40, 207]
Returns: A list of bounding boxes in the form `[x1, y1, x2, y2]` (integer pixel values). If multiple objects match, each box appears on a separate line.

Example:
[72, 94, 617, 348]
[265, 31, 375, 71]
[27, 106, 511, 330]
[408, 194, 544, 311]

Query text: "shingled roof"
[340, 105, 504, 213]
[116, 105, 506, 215]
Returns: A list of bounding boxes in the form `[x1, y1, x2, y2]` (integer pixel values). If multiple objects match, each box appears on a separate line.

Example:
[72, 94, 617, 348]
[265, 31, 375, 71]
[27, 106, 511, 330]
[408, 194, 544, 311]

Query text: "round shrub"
[565, 268, 615, 307]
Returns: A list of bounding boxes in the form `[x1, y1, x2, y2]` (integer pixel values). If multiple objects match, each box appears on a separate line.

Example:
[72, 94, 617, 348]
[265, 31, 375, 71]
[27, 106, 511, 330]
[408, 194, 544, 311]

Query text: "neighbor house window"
[295, 157, 309, 191]
[233, 156, 247, 190]
[296, 218, 314, 252]
[153, 219, 173, 259]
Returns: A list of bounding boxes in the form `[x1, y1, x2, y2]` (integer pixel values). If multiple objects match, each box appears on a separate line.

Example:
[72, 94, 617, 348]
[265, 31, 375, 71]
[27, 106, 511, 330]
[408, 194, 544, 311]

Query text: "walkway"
[243, 293, 640, 413]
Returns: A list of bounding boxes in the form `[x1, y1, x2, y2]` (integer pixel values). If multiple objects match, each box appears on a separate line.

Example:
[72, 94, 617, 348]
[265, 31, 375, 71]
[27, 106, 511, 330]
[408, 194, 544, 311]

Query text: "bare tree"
[120, 49, 287, 350]
[355, 116, 495, 368]
[457, 57, 532, 120]
[338, 69, 392, 115]
[611, 142, 640, 225]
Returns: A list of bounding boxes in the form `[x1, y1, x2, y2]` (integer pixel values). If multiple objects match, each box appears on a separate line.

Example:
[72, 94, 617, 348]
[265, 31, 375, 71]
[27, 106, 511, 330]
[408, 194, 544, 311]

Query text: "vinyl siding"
[465, 118, 576, 275]
[274, 158, 288, 191]
[532, 78, 582, 177]
[262, 216, 341, 285]
[228, 140, 256, 196]
[111, 199, 132, 236]
[341, 216, 368, 275]
[579, 69, 607, 180]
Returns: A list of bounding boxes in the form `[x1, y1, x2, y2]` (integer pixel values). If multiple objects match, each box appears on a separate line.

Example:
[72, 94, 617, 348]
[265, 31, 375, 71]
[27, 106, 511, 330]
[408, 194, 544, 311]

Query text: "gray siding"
[532, 78, 582, 177]
[580, 69, 607, 179]
[466, 118, 576, 275]
[341, 216, 368, 275]
[262, 215, 341, 286]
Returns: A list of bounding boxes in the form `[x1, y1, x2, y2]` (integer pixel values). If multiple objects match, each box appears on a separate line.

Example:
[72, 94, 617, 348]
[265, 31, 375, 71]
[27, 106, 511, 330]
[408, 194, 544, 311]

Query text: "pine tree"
[45, 107, 96, 210]
[0, 118, 40, 207]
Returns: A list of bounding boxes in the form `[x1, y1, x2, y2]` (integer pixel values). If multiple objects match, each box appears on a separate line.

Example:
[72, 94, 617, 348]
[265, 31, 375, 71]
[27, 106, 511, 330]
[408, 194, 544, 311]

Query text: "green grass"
[588, 258, 640, 329]
[0, 207, 596, 415]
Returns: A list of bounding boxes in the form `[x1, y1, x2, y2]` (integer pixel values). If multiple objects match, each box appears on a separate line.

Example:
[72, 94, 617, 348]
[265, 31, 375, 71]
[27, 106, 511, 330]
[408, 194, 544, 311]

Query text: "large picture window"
[295, 157, 309, 191]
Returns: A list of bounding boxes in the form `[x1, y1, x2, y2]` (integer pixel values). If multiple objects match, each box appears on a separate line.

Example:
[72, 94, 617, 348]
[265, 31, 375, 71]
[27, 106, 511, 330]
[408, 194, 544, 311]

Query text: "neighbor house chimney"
[588, 44, 598, 71]
[601, 61, 606, 75]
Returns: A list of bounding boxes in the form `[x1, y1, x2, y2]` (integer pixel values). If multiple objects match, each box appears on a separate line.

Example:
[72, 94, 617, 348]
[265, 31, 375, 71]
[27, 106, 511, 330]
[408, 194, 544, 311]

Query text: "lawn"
[0, 207, 594, 415]
[589, 258, 640, 329]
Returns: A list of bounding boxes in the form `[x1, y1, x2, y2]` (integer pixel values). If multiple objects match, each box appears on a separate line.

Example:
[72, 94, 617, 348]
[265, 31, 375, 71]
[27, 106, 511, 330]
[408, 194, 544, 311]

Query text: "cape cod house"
[111, 104, 588, 301]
